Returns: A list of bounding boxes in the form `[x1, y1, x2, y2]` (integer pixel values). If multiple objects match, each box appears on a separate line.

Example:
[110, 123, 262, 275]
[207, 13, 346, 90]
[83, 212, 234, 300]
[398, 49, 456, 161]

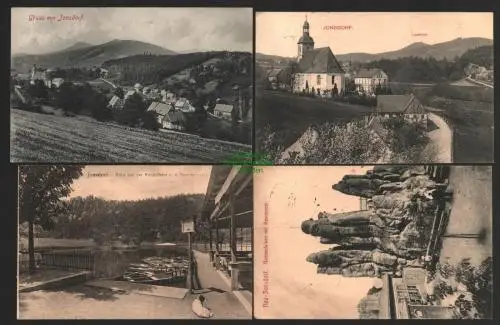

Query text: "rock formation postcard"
[10, 7, 253, 163]
[255, 12, 494, 164]
[253, 165, 492, 319]
[18, 165, 253, 319]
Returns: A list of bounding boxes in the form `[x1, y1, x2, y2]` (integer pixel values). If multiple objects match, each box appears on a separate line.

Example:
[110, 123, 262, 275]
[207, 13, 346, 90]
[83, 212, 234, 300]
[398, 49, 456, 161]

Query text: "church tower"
[297, 16, 315, 61]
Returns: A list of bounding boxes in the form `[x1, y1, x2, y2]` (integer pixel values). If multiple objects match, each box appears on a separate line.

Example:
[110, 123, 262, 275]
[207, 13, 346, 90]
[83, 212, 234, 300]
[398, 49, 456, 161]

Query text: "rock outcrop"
[302, 165, 450, 277]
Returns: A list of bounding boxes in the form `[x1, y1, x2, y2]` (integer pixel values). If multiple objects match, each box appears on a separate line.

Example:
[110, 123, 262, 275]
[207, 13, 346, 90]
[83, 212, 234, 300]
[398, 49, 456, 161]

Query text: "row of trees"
[18, 165, 209, 273]
[357, 45, 493, 83]
[52, 194, 205, 246]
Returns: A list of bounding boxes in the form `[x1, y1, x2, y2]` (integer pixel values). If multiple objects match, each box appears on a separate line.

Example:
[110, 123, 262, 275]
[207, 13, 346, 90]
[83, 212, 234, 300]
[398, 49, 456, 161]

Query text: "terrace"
[201, 166, 253, 292]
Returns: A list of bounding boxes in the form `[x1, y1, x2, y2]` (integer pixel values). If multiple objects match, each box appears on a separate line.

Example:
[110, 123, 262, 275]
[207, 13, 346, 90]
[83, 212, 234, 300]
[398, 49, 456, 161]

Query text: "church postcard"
[253, 165, 492, 319]
[10, 7, 253, 164]
[18, 165, 253, 319]
[254, 12, 494, 164]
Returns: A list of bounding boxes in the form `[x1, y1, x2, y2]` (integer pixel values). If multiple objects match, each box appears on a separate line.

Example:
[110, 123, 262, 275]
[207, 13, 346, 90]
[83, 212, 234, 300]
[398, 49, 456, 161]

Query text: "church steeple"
[297, 15, 315, 61]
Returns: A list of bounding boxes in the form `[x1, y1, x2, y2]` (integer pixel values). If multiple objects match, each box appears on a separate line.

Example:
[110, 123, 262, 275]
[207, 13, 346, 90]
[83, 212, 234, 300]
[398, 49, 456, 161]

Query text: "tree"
[27, 80, 49, 99]
[116, 93, 146, 127]
[88, 92, 113, 121]
[18, 166, 84, 273]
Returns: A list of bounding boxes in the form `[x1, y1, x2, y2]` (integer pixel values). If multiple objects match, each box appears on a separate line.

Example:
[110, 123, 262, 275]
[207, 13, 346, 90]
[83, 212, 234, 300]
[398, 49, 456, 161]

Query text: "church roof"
[298, 47, 345, 74]
[298, 34, 314, 44]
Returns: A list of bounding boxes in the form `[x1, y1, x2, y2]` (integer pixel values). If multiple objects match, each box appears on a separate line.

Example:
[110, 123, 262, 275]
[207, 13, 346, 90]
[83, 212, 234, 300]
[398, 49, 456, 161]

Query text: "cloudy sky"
[254, 166, 377, 319]
[257, 12, 493, 56]
[69, 165, 211, 201]
[11, 7, 252, 54]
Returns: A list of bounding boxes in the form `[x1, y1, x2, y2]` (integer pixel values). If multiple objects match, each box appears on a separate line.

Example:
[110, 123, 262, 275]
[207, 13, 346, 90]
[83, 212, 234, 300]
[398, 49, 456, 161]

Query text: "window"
[407, 285, 423, 304]
[317, 74, 321, 85]
[332, 76, 335, 84]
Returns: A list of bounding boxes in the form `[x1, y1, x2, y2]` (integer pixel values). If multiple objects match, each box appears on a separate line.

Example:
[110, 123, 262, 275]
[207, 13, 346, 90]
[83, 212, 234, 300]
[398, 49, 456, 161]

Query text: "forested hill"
[52, 194, 205, 244]
[357, 45, 493, 83]
[101, 51, 252, 87]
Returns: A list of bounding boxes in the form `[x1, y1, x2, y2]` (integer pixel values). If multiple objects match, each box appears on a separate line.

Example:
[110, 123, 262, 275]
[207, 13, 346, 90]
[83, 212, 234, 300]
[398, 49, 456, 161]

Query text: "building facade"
[354, 68, 389, 95]
[375, 94, 428, 128]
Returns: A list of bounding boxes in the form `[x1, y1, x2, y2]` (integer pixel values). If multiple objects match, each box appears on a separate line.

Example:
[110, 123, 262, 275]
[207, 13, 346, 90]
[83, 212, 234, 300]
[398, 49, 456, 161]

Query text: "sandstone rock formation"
[302, 165, 450, 278]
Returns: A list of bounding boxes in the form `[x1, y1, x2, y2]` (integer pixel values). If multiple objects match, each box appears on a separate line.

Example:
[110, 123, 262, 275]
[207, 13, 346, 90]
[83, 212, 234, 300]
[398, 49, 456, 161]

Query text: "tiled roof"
[298, 47, 345, 74]
[377, 94, 416, 113]
[356, 68, 386, 79]
[163, 110, 186, 124]
[147, 101, 171, 116]
[214, 103, 233, 114]
[109, 95, 123, 107]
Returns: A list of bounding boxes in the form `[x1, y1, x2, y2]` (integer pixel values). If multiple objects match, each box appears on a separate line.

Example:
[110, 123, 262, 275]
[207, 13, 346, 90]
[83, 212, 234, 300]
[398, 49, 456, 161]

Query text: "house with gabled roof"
[354, 68, 389, 95]
[147, 101, 172, 124]
[292, 18, 346, 95]
[374, 94, 428, 129]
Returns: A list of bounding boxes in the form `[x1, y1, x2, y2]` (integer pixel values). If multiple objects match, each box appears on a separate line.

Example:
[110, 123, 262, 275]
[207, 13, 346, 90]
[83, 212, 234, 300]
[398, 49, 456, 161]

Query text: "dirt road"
[427, 112, 453, 163]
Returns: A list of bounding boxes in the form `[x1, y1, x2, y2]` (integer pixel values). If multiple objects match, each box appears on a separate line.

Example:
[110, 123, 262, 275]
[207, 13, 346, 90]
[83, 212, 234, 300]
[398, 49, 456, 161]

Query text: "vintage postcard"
[255, 12, 494, 164]
[10, 7, 253, 163]
[18, 165, 252, 319]
[253, 165, 492, 319]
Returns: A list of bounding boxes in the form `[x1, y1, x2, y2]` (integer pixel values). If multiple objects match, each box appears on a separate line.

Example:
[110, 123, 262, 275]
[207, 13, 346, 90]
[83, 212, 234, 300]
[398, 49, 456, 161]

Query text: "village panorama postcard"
[255, 12, 494, 164]
[10, 7, 253, 163]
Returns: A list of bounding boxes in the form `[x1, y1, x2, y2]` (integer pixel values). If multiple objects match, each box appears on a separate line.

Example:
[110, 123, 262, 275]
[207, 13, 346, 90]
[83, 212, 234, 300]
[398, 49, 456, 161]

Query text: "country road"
[426, 113, 453, 163]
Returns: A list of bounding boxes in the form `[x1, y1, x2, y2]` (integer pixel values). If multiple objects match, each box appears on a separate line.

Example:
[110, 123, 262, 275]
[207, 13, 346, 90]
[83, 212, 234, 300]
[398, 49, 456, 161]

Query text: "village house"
[214, 103, 233, 119]
[174, 98, 196, 113]
[292, 18, 346, 95]
[354, 68, 389, 95]
[147, 101, 187, 131]
[99, 68, 109, 78]
[108, 95, 124, 111]
[30, 64, 53, 87]
[162, 110, 186, 131]
[51, 78, 65, 88]
[147, 101, 171, 124]
[374, 94, 428, 128]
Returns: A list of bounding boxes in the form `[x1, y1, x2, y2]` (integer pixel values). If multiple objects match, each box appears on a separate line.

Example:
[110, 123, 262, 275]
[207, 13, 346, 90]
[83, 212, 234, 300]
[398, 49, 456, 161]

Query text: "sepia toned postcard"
[10, 7, 253, 163]
[18, 165, 252, 319]
[253, 165, 492, 319]
[255, 12, 494, 164]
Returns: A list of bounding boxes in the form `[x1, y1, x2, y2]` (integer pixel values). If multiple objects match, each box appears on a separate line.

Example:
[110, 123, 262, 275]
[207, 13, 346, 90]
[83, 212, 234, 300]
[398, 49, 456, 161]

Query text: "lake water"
[92, 246, 188, 279]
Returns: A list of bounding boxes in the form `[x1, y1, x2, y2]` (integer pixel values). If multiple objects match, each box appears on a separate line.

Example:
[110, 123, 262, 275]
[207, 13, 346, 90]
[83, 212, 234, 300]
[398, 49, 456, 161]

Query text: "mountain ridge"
[256, 37, 493, 63]
[11, 39, 178, 72]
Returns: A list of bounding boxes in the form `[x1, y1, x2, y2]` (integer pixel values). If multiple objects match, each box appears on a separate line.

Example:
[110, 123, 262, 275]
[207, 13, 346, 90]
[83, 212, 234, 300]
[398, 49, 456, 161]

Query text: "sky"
[69, 165, 211, 201]
[11, 7, 253, 54]
[253, 166, 379, 319]
[256, 12, 493, 57]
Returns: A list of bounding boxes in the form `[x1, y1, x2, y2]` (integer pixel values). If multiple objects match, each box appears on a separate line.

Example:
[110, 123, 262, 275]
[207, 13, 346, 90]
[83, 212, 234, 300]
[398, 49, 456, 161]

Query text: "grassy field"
[10, 109, 251, 163]
[426, 97, 493, 163]
[396, 83, 494, 163]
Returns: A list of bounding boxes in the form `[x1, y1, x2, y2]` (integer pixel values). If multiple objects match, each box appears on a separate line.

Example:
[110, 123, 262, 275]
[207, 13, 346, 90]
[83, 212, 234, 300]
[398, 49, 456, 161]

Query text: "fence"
[19, 249, 95, 274]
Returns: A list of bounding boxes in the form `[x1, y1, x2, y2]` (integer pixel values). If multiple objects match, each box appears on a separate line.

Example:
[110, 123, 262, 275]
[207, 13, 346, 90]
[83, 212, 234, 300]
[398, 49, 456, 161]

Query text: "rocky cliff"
[302, 165, 450, 277]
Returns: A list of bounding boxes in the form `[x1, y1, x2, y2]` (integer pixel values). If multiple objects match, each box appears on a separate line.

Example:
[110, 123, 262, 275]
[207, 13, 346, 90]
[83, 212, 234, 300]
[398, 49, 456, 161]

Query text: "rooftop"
[376, 94, 417, 113]
[298, 47, 345, 74]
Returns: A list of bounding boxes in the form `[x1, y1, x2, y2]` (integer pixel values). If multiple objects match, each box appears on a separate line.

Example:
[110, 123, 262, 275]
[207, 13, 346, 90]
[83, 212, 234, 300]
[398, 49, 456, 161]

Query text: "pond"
[92, 246, 189, 282]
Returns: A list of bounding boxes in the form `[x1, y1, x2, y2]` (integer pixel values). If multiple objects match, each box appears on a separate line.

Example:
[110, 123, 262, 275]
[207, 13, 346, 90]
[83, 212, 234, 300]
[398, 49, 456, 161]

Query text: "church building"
[292, 17, 346, 95]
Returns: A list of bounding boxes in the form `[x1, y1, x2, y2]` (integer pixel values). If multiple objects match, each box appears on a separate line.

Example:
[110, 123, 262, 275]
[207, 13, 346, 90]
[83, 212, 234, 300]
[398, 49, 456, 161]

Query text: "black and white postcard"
[11, 7, 253, 163]
[255, 12, 493, 164]
[254, 165, 492, 319]
[18, 165, 253, 319]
